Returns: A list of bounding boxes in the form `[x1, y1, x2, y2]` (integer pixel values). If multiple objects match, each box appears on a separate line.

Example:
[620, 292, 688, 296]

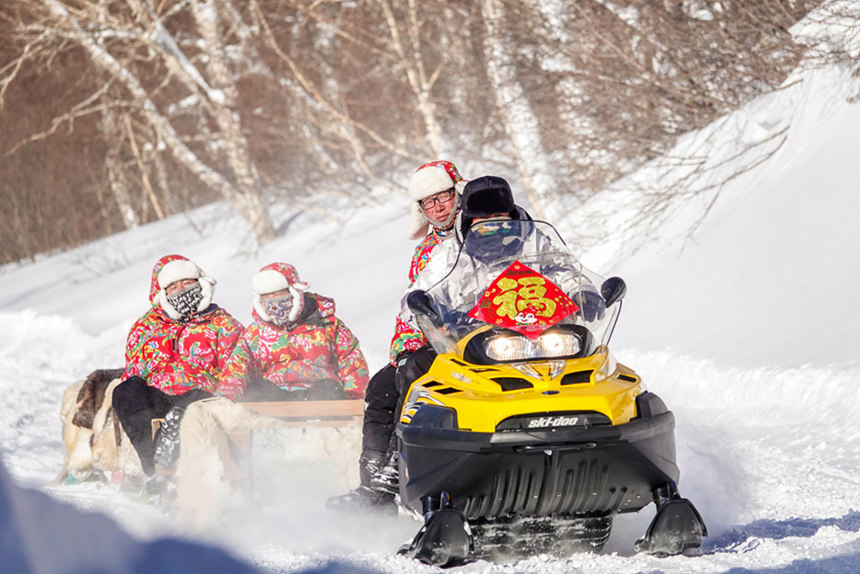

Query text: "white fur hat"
[251, 263, 309, 324]
[153, 257, 216, 320]
[406, 160, 468, 240]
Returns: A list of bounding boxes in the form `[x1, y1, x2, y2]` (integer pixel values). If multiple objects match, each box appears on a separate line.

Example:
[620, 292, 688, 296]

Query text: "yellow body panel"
[401, 345, 644, 433]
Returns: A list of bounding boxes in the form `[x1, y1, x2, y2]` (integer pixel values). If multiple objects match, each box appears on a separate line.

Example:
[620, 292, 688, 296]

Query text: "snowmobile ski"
[635, 482, 708, 556]
[397, 492, 473, 568]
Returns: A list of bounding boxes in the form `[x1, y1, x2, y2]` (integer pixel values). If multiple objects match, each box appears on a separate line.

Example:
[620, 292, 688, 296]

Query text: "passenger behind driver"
[327, 160, 469, 513]
[330, 176, 566, 513]
[409, 176, 604, 316]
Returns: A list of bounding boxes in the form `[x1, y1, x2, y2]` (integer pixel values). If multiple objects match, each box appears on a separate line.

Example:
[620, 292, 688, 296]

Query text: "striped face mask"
[263, 293, 294, 326]
[166, 282, 203, 321]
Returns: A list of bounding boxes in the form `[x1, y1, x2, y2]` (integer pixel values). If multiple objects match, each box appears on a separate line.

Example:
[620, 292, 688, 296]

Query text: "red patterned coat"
[221, 293, 370, 399]
[388, 226, 455, 363]
[122, 255, 245, 399]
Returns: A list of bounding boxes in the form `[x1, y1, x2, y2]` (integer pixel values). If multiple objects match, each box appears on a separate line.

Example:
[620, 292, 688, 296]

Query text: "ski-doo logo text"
[451, 371, 472, 385]
[527, 416, 580, 428]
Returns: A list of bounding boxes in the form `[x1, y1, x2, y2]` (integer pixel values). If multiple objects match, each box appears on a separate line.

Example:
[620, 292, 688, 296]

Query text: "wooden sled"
[155, 399, 364, 484]
[223, 400, 362, 471]
[163, 398, 363, 528]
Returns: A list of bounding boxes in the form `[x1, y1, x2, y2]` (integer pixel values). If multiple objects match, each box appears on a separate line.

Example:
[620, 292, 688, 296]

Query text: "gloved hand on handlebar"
[574, 290, 606, 322]
[406, 289, 441, 328]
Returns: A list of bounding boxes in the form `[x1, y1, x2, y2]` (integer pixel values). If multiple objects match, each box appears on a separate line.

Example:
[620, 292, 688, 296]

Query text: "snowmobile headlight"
[484, 335, 529, 361]
[538, 331, 580, 357]
[483, 331, 581, 362]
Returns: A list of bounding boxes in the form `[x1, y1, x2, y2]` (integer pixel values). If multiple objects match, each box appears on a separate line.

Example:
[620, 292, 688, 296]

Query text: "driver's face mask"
[263, 293, 294, 326]
[466, 220, 525, 262]
[166, 281, 203, 321]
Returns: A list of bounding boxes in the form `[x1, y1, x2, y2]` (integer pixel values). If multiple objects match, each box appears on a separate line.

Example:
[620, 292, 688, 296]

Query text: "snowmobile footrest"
[635, 498, 707, 556]
[398, 507, 473, 567]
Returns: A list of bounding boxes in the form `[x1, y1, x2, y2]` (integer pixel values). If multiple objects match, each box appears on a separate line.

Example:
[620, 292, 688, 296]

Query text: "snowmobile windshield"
[415, 220, 620, 361]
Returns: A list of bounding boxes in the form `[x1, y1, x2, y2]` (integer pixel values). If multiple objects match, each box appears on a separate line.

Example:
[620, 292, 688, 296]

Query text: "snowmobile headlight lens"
[484, 331, 581, 361]
[538, 332, 580, 356]
[484, 335, 527, 361]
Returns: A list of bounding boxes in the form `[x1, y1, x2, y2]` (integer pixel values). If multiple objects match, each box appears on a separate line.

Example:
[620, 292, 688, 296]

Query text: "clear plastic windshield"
[416, 219, 620, 358]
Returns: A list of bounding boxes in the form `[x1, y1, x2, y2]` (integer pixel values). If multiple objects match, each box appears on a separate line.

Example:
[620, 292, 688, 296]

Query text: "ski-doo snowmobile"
[395, 219, 706, 567]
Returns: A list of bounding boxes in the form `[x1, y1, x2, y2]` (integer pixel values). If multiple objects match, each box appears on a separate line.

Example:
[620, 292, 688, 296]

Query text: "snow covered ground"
[2, 9, 860, 574]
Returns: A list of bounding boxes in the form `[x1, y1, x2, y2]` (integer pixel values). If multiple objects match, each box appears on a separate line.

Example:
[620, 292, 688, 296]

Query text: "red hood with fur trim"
[147, 254, 216, 320]
[221, 292, 369, 399]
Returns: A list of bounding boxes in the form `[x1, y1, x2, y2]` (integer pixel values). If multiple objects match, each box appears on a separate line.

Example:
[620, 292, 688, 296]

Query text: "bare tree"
[0, 0, 823, 264]
[479, 0, 559, 220]
[3, 0, 276, 244]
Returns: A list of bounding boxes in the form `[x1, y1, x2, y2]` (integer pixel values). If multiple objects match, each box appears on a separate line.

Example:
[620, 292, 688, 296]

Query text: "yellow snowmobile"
[395, 219, 706, 566]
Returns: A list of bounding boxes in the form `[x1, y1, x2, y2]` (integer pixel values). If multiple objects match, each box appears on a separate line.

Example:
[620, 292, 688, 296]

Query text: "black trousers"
[111, 376, 212, 476]
[361, 364, 398, 454]
[361, 346, 437, 456]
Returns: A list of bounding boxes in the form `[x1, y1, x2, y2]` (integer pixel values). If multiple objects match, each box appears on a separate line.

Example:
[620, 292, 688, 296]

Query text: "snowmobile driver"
[399, 175, 605, 407]
[327, 160, 468, 513]
[112, 255, 244, 490]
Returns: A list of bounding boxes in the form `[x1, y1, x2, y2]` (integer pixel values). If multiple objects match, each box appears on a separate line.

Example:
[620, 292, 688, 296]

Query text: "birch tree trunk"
[101, 107, 140, 229]
[42, 0, 275, 244]
[378, 0, 445, 156]
[189, 0, 275, 243]
[480, 0, 558, 220]
[0, 0, 814, 264]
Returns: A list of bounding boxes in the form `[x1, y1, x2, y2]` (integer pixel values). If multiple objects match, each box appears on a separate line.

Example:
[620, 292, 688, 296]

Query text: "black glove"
[241, 376, 292, 402]
[394, 346, 437, 396]
[305, 378, 346, 401]
[406, 289, 441, 328]
[575, 290, 606, 322]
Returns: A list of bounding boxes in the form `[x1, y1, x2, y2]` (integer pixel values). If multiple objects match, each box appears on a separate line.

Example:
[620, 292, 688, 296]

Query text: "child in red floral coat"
[220, 262, 370, 401]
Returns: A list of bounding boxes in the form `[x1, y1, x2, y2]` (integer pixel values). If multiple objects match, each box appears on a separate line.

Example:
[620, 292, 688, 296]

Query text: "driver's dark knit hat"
[461, 176, 516, 219]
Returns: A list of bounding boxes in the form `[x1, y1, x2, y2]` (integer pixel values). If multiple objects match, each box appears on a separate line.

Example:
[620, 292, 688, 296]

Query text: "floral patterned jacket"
[123, 255, 244, 398]
[387, 226, 455, 363]
[221, 293, 370, 399]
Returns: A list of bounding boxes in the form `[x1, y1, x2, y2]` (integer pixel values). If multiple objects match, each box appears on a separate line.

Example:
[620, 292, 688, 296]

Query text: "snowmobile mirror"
[600, 276, 626, 308]
[407, 290, 442, 329]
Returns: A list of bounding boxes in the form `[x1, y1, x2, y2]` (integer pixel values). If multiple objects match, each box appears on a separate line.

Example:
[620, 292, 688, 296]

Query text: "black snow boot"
[368, 441, 399, 497]
[153, 405, 185, 473]
[141, 475, 177, 509]
[326, 450, 397, 514]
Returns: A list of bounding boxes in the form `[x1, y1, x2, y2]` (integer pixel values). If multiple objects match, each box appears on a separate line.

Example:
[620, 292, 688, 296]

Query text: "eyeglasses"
[419, 188, 455, 210]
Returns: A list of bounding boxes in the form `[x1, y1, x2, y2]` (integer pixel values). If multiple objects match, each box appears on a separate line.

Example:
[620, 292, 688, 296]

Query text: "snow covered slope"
[1, 8, 860, 573]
